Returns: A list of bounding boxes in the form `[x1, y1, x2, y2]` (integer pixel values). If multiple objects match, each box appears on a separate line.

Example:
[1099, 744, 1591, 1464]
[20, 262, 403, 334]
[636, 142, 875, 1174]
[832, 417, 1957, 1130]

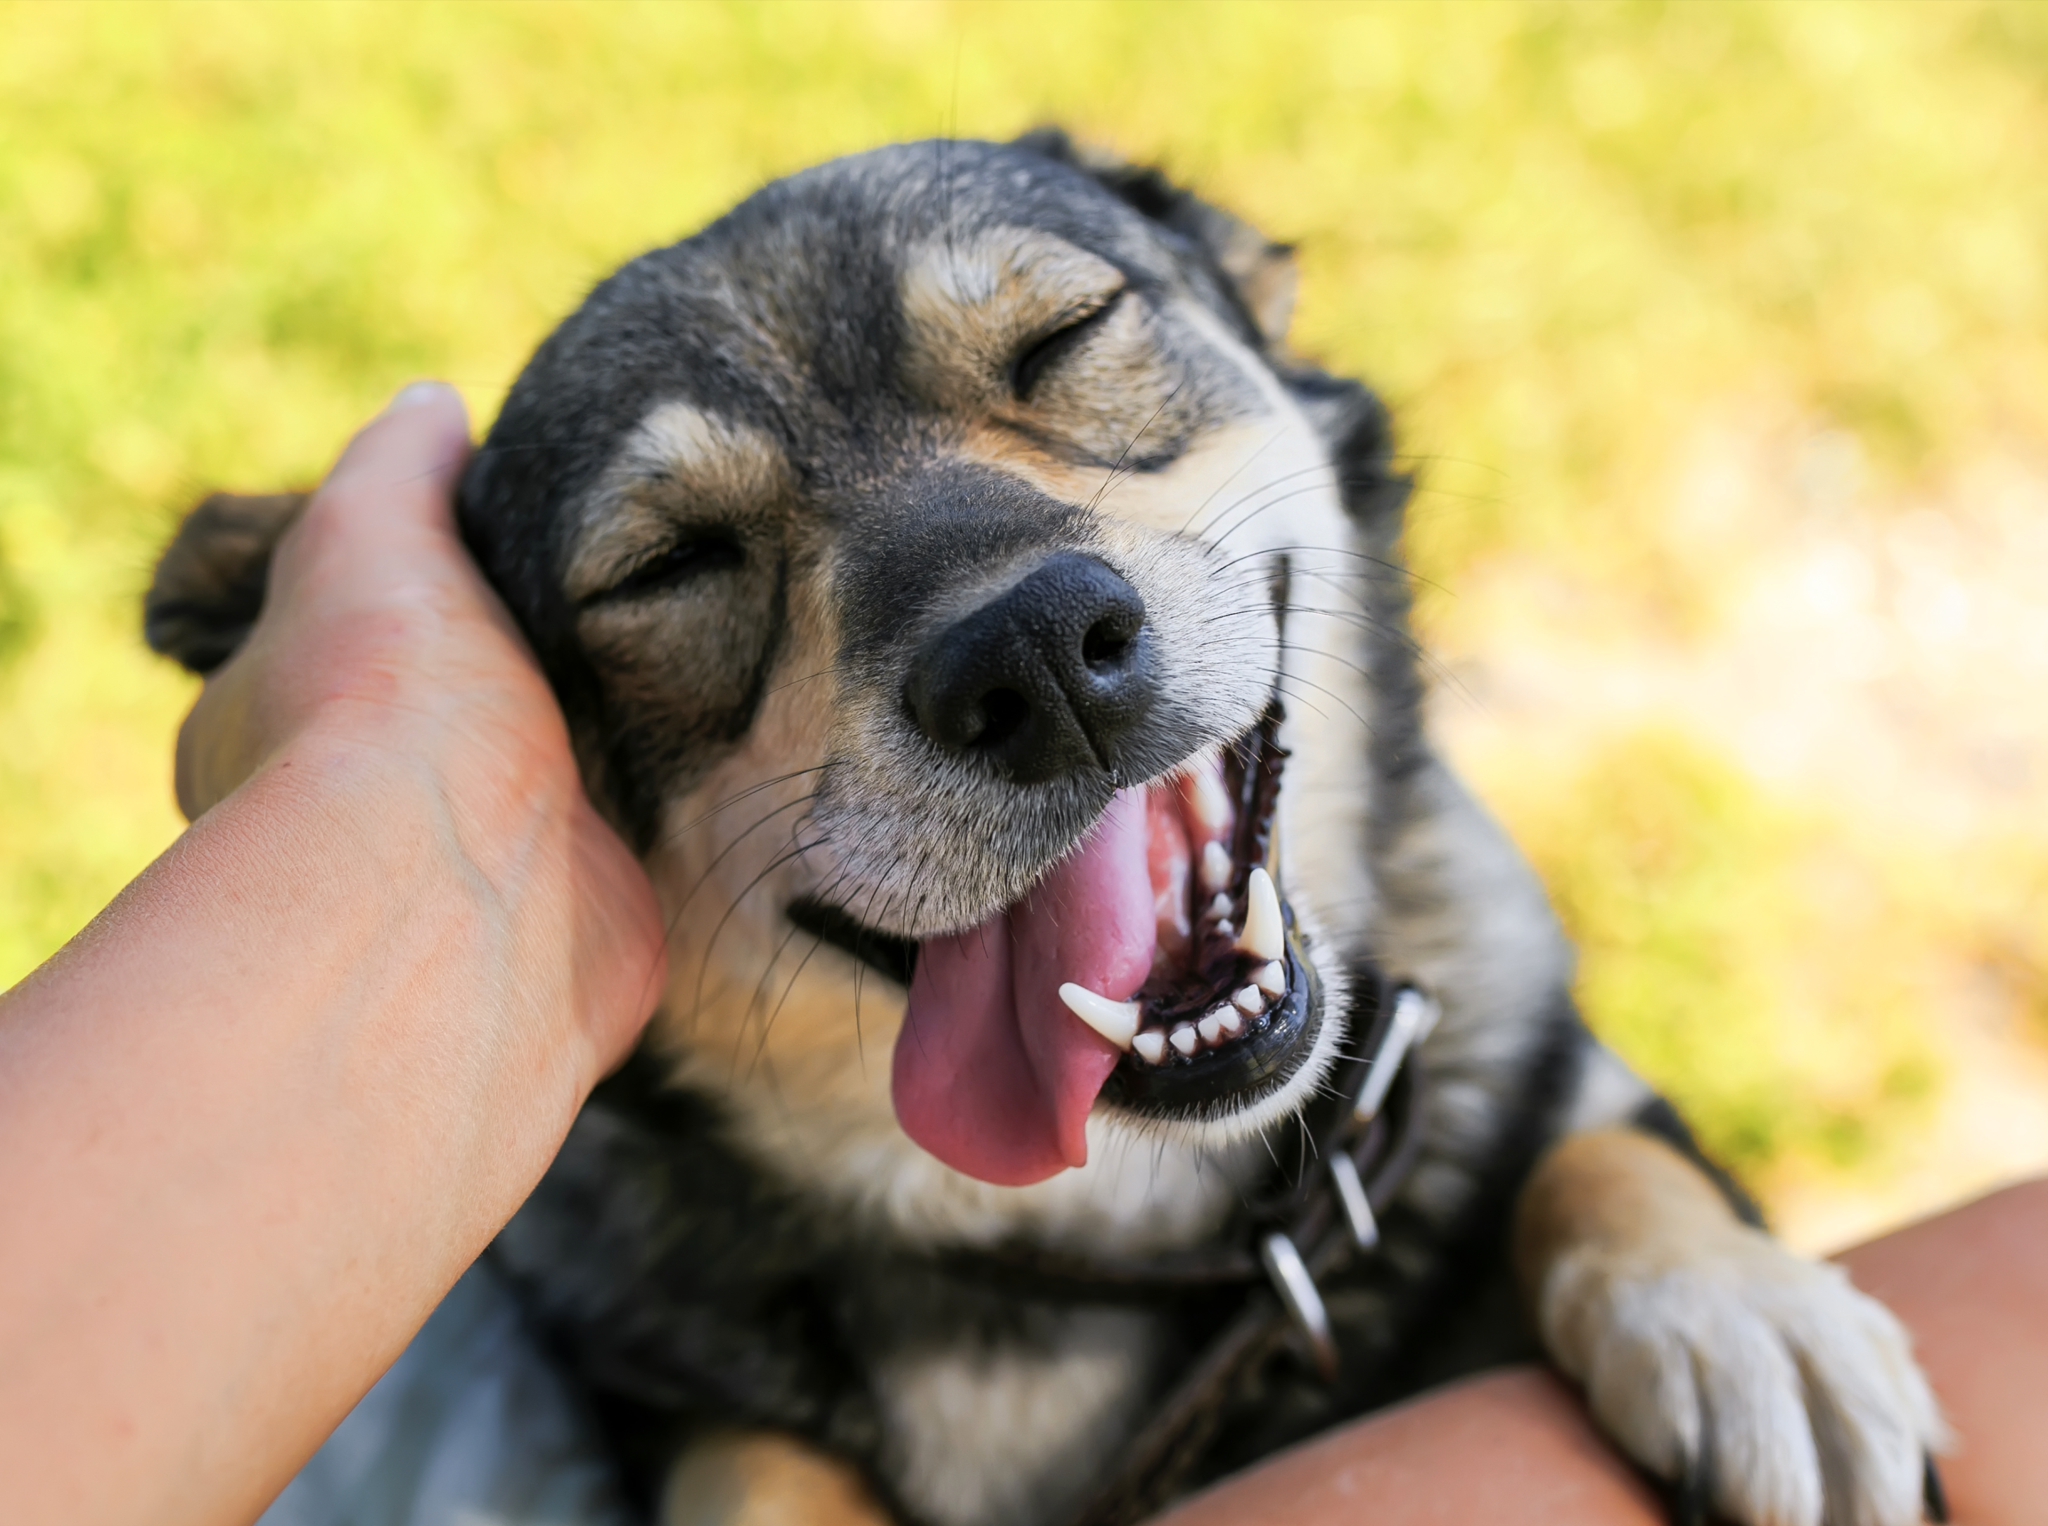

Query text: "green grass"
[5, 0, 2046, 1195]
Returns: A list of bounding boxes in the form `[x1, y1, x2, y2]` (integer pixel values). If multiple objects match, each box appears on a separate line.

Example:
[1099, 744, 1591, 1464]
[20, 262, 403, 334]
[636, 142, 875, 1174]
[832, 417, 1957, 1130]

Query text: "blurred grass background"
[5, 0, 2046, 1243]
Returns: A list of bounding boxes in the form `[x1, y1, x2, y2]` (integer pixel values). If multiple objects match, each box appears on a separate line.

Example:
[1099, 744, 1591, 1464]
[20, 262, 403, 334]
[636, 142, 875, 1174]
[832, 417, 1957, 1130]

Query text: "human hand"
[0, 385, 665, 1525]
[173, 382, 665, 1077]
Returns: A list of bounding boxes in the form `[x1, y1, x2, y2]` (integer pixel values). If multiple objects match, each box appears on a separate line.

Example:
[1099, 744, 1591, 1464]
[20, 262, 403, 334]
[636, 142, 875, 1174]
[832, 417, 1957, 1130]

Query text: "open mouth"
[1091, 706, 1322, 1107]
[788, 704, 1323, 1186]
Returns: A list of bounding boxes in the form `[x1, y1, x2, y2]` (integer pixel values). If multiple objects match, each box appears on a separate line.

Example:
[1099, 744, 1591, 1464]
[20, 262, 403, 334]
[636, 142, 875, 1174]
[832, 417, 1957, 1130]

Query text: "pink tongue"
[892, 788, 1158, 1186]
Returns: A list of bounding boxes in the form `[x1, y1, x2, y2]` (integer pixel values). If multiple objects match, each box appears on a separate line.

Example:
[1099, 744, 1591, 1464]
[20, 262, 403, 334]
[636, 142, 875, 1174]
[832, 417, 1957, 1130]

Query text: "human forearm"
[0, 385, 665, 1526]
[0, 727, 620, 1524]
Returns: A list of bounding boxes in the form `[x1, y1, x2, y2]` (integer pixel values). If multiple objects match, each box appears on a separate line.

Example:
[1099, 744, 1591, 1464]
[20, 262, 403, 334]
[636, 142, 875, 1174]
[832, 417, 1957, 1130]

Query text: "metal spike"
[1260, 1232, 1336, 1380]
[1329, 1152, 1379, 1251]
[1352, 986, 1438, 1123]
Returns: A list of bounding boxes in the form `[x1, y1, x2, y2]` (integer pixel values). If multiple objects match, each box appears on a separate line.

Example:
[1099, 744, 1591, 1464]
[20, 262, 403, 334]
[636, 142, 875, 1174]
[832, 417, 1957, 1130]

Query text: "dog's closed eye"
[1010, 288, 1126, 400]
[581, 531, 745, 607]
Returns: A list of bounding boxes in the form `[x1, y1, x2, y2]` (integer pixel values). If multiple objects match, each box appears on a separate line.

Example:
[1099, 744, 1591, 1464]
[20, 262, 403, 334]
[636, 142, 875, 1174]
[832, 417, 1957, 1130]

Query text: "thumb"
[269, 382, 476, 601]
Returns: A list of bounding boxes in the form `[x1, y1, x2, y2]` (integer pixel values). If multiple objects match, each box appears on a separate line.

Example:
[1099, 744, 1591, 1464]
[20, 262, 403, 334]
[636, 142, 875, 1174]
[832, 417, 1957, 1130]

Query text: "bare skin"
[1157, 1178, 2048, 1526]
[0, 384, 667, 1526]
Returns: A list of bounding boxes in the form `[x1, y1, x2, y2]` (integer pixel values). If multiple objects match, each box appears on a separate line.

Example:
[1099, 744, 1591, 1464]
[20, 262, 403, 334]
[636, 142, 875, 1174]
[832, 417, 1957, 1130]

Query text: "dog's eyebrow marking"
[565, 403, 789, 604]
[899, 228, 1126, 402]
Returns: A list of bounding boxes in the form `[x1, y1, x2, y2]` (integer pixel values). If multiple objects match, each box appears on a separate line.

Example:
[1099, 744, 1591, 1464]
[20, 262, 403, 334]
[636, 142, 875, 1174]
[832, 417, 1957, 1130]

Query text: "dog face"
[162, 135, 1405, 1228]
[461, 136, 1400, 1212]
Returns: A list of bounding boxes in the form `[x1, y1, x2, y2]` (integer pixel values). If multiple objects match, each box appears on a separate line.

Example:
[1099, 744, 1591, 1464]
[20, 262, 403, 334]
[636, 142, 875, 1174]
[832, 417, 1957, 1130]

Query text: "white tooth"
[1206, 893, 1233, 922]
[1237, 867, 1283, 962]
[1058, 983, 1140, 1051]
[1232, 985, 1264, 1016]
[1219, 1008, 1244, 1037]
[1200, 841, 1233, 893]
[1198, 1012, 1225, 1044]
[1254, 960, 1287, 998]
[1189, 763, 1234, 837]
[1213, 920, 1234, 939]
[1170, 1025, 1199, 1056]
[1133, 1030, 1168, 1064]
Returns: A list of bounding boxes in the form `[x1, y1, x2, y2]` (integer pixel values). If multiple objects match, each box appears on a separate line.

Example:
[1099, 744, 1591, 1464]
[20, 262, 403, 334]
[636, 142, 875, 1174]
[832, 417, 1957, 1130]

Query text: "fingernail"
[383, 380, 454, 415]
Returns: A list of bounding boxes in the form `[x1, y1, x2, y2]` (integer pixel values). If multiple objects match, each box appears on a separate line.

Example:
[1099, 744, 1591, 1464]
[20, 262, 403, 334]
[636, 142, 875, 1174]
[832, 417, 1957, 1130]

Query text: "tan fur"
[662, 1430, 890, 1526]
[899, 229, 1125, 415]
[1514, 1128, 1735, 1295]
[565, 404, 793, 602]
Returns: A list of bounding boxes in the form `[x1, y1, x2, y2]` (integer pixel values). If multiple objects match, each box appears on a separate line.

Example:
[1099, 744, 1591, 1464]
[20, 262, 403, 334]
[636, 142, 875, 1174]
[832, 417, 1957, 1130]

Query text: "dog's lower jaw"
[1517, 1130, 1945, 1526]
[1100, 902, 1352, 1153]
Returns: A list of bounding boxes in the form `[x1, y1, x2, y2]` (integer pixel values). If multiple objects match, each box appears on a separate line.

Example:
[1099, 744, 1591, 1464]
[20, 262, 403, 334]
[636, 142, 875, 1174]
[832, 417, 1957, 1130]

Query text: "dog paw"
[1538, 1228, 1945, 1526]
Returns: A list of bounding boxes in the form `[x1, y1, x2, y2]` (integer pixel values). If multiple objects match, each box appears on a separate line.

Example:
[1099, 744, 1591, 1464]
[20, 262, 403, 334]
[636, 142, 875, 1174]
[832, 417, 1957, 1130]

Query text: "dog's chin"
[789, 705, 1344, 1155]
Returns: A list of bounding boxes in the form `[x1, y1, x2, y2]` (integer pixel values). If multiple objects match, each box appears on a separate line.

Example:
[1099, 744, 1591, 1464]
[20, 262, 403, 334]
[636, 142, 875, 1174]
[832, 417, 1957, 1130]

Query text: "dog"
[147, 131, 1945, 1526]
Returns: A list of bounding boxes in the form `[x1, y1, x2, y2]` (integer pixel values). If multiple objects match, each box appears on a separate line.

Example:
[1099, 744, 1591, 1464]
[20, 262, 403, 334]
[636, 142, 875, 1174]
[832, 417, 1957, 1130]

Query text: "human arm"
[1155, 1178, 2048, 1526]
[0, 384, 666, 1526]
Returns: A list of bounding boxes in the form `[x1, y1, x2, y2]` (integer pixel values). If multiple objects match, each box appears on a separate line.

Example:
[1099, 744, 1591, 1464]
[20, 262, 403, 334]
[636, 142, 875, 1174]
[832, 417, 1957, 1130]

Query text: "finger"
[325, 380, 473, 530]
[269, 382, 475, 601]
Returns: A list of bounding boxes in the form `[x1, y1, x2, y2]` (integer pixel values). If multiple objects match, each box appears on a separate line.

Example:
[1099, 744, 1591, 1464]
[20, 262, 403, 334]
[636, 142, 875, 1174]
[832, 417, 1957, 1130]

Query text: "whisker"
[689, 833, 825, 1030]
[657, 766, 834, 850]
[1176, 424, 1290, 534]
[1087, 384, 1185, 515]
[665, 791, 819, 927]
[1272, 670, 1371, 733]
[1185, 463, 1352, 545]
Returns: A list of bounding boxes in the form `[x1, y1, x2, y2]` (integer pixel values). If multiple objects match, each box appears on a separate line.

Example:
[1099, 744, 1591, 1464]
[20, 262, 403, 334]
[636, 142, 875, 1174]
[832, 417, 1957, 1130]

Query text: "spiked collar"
[936, 963, 1438, 1526]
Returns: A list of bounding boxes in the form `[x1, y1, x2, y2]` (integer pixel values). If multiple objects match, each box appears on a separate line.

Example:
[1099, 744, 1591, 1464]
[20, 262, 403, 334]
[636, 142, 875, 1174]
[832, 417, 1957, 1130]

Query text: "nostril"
[976, 688, 1030, 751]
[1081, 617, 1134, 670]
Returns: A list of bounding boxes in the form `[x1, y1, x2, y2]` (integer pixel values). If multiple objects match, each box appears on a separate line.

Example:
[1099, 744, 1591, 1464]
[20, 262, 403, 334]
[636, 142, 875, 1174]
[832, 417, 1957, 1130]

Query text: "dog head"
[150, 133, 1413, 1216]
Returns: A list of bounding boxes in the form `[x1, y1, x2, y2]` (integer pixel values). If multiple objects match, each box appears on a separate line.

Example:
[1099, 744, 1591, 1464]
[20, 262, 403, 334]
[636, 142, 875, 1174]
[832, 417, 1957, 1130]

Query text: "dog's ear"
[1012, 127, 1299, 347]
[144, 491, 307, 674]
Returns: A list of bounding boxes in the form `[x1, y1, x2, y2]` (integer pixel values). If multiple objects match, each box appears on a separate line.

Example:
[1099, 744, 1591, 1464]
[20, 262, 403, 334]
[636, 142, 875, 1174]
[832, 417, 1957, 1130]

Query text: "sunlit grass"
[4, 0, 2045, 1202]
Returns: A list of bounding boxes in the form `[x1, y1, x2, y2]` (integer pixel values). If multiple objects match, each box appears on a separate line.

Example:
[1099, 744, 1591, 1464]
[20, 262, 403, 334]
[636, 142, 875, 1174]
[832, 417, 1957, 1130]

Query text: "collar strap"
[1037, 968, 1437, 1526]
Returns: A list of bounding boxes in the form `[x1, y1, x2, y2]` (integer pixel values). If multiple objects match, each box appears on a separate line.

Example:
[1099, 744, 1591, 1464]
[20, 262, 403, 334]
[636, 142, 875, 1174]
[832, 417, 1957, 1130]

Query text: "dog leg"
[661, 1430, 893, 1526]
[1514, 1128, 1944, 1526]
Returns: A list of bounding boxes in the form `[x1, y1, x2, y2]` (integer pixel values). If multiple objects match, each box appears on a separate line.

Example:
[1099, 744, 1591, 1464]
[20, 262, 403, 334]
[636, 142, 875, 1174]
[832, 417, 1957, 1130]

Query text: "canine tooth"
[1231, 985, 1264, 1016]
[1206, 893, 1232, 922]
[1188, 763, 1233, 837]
[1254, 960, 1287, 998]
[1170, 1025, 1199, 1056]
[1058, 983, 1140, 1051]
[1200, 841, 1233, 893]
[1198, 1012, 1225, 1044]
[1238, 867, 1284, 962]
[1133, 1030, 1168, 1064]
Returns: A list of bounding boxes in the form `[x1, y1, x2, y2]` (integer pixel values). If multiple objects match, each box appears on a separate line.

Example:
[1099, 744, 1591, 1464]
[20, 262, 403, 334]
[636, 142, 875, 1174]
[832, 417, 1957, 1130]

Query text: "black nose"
[906, 553, 1155, 784]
